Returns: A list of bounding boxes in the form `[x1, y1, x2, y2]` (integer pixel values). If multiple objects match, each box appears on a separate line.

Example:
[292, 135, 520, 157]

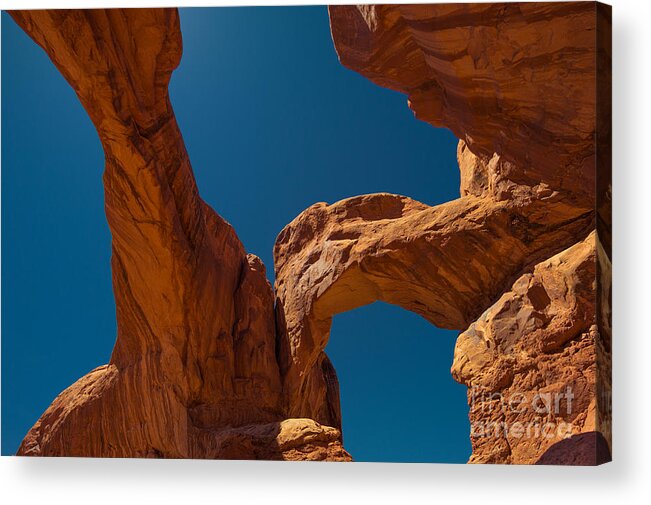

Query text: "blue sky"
[1, 6, 469, 462]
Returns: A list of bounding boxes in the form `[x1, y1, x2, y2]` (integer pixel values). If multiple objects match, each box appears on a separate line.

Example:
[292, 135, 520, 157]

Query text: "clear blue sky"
[1, 7, 470, 462]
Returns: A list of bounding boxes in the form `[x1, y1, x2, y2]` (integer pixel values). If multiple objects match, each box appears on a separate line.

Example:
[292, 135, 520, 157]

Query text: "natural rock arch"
[272, 148, 593, 430]
[268, 5, 611, 463]
[9, 4, 610, 464]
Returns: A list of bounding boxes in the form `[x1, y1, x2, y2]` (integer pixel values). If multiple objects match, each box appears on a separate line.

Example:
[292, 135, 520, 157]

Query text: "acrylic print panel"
[1, 3, 611, 464]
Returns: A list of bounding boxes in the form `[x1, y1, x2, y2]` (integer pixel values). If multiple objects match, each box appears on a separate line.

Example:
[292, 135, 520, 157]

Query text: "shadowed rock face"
[328, 3, 601, 209]
[535, 431, 611, 466]
[11, 5, 610, 464]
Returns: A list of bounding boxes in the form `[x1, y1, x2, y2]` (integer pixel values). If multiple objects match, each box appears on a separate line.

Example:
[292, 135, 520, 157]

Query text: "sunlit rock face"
[329, 3, 603, 209]
[11, 9, 350, 461]
[279, 3, 610, 464]
[273, 186, 593, 430]
[452, 232, 611, 464]
[12, 3, 610, 465]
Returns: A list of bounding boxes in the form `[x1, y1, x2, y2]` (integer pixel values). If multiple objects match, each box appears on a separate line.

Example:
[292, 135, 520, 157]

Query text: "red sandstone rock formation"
[452, 231, 609, 463]
[273, 186, 592, 427]
[10, 3, 610, 465]
[11, 8, 348, 461]
[329, 2, 602, 209]
[285, 3, 609, 464]
[273, 145, 609, 465]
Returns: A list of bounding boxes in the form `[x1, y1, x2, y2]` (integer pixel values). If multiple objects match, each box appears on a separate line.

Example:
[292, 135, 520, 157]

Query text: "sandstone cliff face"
[452, 232, 610, 464]
[329, 2, 600, 209]
[11, 4, 610, 464]
[319, 3, 611, 464]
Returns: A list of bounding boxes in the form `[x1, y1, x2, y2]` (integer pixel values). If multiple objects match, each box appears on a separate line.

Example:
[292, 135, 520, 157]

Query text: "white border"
[2, 0, 650, 503]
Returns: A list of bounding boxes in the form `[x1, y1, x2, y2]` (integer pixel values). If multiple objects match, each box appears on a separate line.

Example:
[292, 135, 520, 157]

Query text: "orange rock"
[12, 8, 288, 458]
[292, 3, 611, 464]
[329, 3, 604, 209]
[11, 4, 611, 465]
[207, 418, 351, 461]
[273, 182, 593, 427]
[452, 232, 611, 463]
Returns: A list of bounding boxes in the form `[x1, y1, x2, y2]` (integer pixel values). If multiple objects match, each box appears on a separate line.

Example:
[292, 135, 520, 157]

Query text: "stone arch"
[273, 158, 593, 429]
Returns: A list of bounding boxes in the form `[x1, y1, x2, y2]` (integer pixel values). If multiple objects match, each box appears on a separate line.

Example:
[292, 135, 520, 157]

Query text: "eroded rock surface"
[273, 182, 592, 426]
[11, 4, 610, 464]
[11, 8, 342, 459]
[269, 3, 610, 464]
[452, 232, 611, 463]
[206, 418, 351, 461]
[329, 3, 602, 209]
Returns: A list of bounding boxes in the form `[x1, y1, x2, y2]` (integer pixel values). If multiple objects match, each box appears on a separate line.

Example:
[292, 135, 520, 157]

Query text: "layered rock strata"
[286, 3, 609, 464]
[11, 3, 611, 465]
[329, 2, 602, 209]
[452, 231, 610, 464]
[11, 8, 349, 461]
